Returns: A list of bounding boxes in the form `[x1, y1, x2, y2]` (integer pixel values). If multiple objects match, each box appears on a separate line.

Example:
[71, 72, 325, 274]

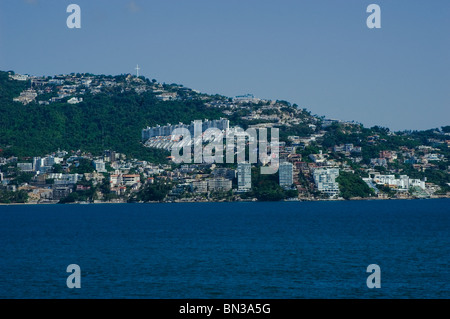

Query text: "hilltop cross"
[135, 64, 140, 77]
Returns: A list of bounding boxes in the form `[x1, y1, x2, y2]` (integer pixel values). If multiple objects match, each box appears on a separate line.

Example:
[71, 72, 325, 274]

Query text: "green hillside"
[0, 71, 224, 162]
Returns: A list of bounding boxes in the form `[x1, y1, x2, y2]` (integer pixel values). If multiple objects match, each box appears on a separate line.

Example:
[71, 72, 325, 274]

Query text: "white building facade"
[313, 167, 340, 198]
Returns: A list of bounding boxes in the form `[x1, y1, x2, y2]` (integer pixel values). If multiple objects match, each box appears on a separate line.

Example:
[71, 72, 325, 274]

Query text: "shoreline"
[1, 195, 449, 206]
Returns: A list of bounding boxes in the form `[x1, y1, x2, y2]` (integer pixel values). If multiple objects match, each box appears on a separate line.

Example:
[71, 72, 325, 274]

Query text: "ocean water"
[0, 199, 448, 299]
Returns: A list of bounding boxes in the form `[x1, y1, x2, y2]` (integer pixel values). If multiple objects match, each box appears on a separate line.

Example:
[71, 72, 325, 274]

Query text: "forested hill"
[0, 71, 224, 162]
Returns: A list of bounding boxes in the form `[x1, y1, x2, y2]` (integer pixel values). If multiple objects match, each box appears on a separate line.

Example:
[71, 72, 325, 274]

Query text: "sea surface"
[0, 199, 448, 299]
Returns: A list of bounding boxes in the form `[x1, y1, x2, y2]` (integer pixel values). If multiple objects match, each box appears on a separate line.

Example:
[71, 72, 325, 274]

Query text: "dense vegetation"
[132, 182, 173, 202]
[68, 158, 95, 174]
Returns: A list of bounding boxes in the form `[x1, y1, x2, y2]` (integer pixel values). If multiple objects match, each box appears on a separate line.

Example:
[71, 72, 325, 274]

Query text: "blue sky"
[0, 0, 449, 131]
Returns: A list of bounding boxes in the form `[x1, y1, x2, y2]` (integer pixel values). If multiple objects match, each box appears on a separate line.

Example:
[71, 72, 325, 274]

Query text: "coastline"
[1, 194, 449, 206]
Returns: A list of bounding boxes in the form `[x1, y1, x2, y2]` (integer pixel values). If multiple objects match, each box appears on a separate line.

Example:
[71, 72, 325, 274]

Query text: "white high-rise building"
[313, 168, 340, 198]
[279, 162, 293, 188]
[237, 163, 252, 191]
[93, 160, 106, 173]
[373, 174, 425, 190]
[32, 157, 45, 172]
[142, 118, 230, 141]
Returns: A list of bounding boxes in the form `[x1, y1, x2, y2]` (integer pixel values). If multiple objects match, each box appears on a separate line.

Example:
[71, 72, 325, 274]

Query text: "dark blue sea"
[0, 199, 448, 299]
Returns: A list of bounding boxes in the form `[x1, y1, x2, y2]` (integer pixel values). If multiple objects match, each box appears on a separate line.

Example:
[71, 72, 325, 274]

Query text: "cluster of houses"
[1, 126, 448, 202]
[1, 145, 299, 203]
[0, 149, 160, 202]
[9, 72, 199, 106]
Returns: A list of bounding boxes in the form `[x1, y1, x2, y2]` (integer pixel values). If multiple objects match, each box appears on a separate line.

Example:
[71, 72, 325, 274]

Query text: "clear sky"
[0, 0, 449, 131]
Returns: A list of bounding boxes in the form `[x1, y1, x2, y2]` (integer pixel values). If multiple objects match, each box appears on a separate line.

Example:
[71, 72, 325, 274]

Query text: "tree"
[336, 171, 374, 200]
[69, 158, 94, 174]
[0, 188, 28, 203]
[11, 172, 34, 185]
[245, 167, 299, 201]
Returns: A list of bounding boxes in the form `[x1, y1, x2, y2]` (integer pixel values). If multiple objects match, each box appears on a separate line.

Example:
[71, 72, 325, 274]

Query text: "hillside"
[0, 71, 225, 162]
[0, 70, 449, 203]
